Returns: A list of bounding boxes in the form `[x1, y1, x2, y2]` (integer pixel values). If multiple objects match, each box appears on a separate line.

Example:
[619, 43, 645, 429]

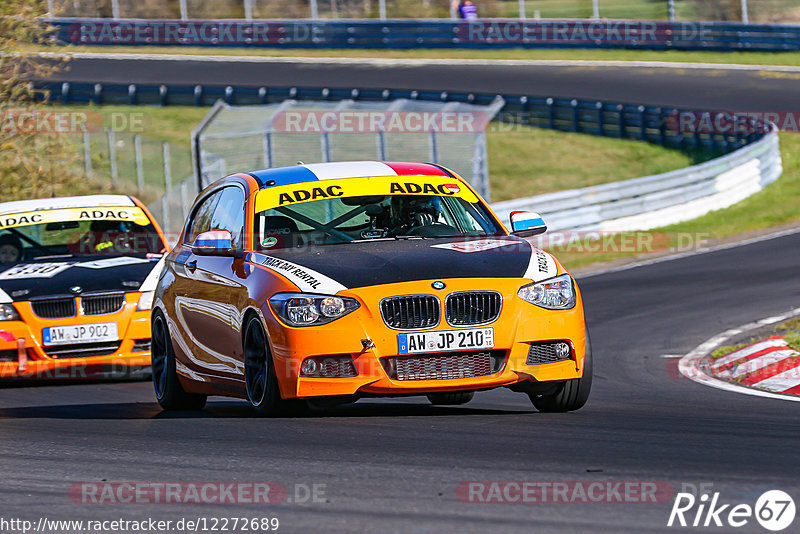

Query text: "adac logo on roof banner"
[255, 176, 479, 212]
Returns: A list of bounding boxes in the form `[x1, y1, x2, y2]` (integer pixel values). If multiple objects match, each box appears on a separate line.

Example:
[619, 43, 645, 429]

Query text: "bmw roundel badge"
[70, 286, 83, 294]
[431, 281, 446, 290]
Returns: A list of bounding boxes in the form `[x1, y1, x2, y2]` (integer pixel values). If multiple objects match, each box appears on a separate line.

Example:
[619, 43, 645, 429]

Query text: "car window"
[254, 194, 504, 251]
[186, 191, 221, 245]
[0, 209, 165, 263]
[208, 187, 245, 249]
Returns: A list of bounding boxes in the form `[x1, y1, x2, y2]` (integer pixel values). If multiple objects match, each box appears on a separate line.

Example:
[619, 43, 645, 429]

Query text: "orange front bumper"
[265, 277, 587, 399]
[0, 294, 152, 380]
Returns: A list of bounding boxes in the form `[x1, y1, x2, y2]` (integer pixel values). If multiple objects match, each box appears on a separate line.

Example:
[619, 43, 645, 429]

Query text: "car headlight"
[269, 293, 359, 327]
[518, 274, 576, 310]
[136, 291, 155, 311]
[0, 303, 21, 321]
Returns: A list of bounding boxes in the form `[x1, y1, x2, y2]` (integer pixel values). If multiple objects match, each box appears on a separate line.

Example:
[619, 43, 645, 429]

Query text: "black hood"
[263, 236, 550, 289]
[0, 255, 160, 301]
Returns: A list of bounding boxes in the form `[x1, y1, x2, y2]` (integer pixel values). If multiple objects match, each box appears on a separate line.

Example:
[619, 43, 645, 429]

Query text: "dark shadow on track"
[0, 377, 150, 389]
[0, 401, 535, 420]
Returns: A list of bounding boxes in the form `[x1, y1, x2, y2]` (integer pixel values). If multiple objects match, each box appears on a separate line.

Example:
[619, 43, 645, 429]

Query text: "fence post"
[638, 106, 647, 141]
[379, 0, 387, 20]
[429, 131, 438, 163]
[107, 129, 118, 187]
[180, 181, 189, 222]
[668, 0, 675, 22]
[162, 142, 172, 234]
[518, 0, 525, 19]
[180, 0, 188, 20]
[596, 101, 604, 136]
[263, 132, 273, 167]
[376, 130, 387, 160]
[320, 133, 332, 162]
[134, 135, 144, 196]
[741, 0, 749, 23]
[592, 0, 599, 19]
[111, 0, 120, 19]
[571, 99, 580, 132]
[244, 0, 253, 20]
[46, 0, 54, 16]
[310, 0, 319, 19]
[83, 132, 92, 179]
[473, 133, 489, 202]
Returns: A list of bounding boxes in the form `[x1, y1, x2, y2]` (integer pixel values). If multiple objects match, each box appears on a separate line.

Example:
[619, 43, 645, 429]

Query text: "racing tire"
[529, 334, 593, 413]
[427, 391, 475, 405]
[151, 311, 207, 411]
[243, 316, 306, 417]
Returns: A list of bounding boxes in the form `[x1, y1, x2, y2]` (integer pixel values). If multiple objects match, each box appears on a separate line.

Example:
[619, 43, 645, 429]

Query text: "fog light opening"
[555, 342, 571, 359]
[300, 355, 358, 378]
[300, 358, 319, 376]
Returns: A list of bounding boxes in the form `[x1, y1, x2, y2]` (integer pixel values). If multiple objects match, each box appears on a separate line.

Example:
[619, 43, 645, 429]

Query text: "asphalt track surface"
[2, 231, 800, 533]
[4, 57, 797, 532]
[51, 55, 800, 111]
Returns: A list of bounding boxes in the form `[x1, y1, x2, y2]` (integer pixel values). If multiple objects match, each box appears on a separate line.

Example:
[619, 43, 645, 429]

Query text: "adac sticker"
[255, 175, 478, 213]
[0, 206, 151, 230]
[431, 239, 512, 253]
[0, 262, 73, 280]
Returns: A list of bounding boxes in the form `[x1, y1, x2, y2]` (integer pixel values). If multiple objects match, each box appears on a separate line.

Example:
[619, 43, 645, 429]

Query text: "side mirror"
[510, 211, 547, 237]
[191, 229, 243, 258]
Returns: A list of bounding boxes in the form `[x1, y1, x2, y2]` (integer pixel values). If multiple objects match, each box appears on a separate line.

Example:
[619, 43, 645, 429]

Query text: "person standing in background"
[452, 0, 478, 20]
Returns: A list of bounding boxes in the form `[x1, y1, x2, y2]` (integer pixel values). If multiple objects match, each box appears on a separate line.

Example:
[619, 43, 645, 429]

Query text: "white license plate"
[42, 323, 118, 346]
[398, 327, 494, 354]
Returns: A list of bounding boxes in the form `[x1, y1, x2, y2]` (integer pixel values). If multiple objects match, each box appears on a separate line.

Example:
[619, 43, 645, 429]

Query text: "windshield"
[0, 209, 165, 266]
[254, 193, 504, 251]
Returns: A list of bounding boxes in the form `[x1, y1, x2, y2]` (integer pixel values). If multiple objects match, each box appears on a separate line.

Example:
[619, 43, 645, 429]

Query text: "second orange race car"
[0, 195, 168, 380]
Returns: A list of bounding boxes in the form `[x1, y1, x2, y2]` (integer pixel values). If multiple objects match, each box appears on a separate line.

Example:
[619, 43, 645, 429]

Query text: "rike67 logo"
[668, 490, 795, 531]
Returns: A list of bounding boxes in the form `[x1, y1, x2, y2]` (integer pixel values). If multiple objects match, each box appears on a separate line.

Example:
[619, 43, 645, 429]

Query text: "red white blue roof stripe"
[249, 161, 449, 188]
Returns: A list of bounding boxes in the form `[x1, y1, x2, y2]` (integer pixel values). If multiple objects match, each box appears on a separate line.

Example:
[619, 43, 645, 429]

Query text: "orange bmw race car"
[152, 161, 591, 413]
[0, 195, 168, 380]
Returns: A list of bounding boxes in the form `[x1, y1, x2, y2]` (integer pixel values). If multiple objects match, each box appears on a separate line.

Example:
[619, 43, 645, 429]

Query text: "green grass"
[659, 134, 800, 237]
[553, 132, 800, 269]
[36, 44, 800, 67]
[488, 125, 693, 200]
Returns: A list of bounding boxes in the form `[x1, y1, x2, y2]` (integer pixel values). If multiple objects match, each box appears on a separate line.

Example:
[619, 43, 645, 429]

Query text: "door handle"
[186, 260, 197, 273]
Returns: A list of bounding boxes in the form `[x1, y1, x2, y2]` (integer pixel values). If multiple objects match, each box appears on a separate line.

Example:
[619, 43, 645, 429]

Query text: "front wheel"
[151, 311, 207, 411]
[243, 316, 305, 416]
[529, 334, 593, 413]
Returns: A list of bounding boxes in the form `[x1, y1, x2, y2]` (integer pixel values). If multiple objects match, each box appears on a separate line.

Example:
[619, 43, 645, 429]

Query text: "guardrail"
[37, 80, 780, 233]
[492, 127, 781, 232]
[48, 18, 800, 51]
